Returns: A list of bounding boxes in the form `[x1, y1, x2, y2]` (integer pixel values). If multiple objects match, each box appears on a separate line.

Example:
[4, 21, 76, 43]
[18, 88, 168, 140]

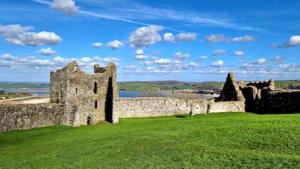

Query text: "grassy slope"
[0, 113, 300, 168]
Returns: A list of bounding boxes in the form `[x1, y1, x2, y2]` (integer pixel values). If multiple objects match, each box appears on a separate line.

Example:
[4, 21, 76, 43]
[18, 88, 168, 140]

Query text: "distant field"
[0, 80, 300, 92]
[0, 91, 32, 100]
[0, 112, 300, 168]
[118, 81, 223, 91]
[0, 83, 49, 89]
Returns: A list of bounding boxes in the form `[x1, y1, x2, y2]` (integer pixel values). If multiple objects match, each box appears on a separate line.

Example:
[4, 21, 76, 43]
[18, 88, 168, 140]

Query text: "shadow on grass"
[175, 115, 188, 118]
[252, 111, 300, 115]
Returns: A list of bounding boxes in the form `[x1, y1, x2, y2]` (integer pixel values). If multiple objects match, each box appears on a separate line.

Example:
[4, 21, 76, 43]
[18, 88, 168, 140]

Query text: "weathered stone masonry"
[115, 98, 244, 118]
[0, 103, 64, 132]
[50, 61, 118, 126]
[220, 72, 300, 113]
[0, 61, 118, 132]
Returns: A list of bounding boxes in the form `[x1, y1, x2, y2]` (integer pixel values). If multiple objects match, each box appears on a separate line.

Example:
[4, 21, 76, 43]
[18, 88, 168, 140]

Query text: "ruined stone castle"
[50, 61, 118, 125]
[0, 61, 118, 132]
[219, 72, 300, 113]
[0, 62, 299, 132]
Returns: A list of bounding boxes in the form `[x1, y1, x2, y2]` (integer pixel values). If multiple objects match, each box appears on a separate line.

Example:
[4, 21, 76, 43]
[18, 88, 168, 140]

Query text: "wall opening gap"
[94, 82, 97, 94]
[95, 100, 98, 109]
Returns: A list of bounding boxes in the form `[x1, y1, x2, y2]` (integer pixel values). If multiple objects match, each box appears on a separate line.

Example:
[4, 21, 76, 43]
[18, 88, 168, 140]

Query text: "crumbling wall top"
[246, 80, 275, 90]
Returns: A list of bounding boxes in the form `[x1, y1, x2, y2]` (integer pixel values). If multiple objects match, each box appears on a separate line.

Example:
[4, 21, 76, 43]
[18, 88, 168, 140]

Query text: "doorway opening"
[105, 77, 113, 123]
[87, 115, 93, 125]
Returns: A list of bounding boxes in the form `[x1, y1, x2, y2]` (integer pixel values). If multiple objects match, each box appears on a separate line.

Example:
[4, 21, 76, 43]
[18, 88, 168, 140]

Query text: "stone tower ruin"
[219, 72, 300, 113]
[219, 72, 244, 101]
[50, 61, 118, 126]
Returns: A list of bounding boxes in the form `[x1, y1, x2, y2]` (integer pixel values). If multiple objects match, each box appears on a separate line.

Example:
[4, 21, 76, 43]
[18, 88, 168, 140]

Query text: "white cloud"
[107, 40, 123, 49]
[272, 56, 284, 64]
[135, 49, 143, 55]
[51, 0, 79, 15]
[0, 53, 119, 72]
[53, 56, 66, 63]
[129, 25, 163, 48]
[199, 55, 208, 60]
[231, 35, 255, 42]
[188, 62, 198, 68]
[211, 60, 224, 67]
[206, 34, 255, 43]
[144, 61, 152, 66]
[257, 58, 267, 64]
[123, 64, 137, 69]
[38, 47, 56, 56]
[206, 34, 227, 42]
[173, 60, 182, 64]
[135, 55, 148, 60]
[135, 49, 148, 60]
[233, 50, 245, 57]
[278, 64, 290, 69]
[92, 42, 103, 48]
[274, 35, 300, 48]
[103, 57, 120, 62]
[288, 35, 300, 46]
[2, 53, 14, 61]
[174, 52, 190, 61]
[163, 32, 175, 43]
[212, 49, 226, 56]
[146, 66, 156, 71]
[175, 32, 197, 41]
[81, 57, 92, 63]
[0, 24, 62, 46]
[154, 58, 172, 65]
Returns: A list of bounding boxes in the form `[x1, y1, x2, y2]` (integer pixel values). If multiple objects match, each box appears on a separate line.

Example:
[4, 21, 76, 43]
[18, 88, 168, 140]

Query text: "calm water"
[3, 89, 215, 99]
[2, 89, 142, 98]
[119, 91, 142, 97]
[30, 92, 50, 95]
[31, 91, 142, 97]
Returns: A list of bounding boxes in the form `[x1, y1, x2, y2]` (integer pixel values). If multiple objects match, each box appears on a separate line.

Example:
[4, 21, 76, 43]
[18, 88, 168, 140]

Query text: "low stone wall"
[115, 97, 208, 118]
[115, 97, 245, 118]
[208, 101, 245, 113]
[0, 103, 65, 132]
[259, 90, 300, 113]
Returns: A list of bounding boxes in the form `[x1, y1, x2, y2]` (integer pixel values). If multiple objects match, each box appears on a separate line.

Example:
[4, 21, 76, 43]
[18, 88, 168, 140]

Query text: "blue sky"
[0, 0, 300, 82]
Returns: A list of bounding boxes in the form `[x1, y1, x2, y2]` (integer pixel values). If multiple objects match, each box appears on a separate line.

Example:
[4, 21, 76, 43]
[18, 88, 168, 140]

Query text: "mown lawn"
[0, 112, 300, 169]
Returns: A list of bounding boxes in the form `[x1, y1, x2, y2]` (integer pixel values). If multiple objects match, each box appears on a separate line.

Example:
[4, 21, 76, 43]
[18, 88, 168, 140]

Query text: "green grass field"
[0, 112, 300, 168]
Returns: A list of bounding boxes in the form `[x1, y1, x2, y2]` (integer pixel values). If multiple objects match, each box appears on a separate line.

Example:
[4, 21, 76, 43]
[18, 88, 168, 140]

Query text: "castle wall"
[240, 86, 258, 112]
[247, 80, 275, 90]
[0, 103, 65, 132]
[115, 97, 208, 118]
[259, 90, 300, 113]
[208, 101, 245, 113]
[115, 97, 245, 118]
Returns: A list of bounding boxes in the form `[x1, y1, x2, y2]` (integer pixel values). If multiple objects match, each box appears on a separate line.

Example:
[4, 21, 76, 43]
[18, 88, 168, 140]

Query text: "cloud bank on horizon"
[0, 0, 299, 82]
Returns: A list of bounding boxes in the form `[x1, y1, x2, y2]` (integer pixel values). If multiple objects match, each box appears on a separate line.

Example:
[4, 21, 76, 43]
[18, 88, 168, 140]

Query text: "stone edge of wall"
[115, 97, 245, 118]
[0, 103, 65, 132]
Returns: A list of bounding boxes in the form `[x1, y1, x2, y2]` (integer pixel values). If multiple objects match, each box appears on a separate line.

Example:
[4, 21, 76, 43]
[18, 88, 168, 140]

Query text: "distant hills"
[0, 80, 299, 91]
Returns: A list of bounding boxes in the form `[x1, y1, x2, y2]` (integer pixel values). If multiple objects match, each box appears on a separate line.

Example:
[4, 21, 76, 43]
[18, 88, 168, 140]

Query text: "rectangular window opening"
[95, 100, 98, 109]
[94, 82, 97, 94]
